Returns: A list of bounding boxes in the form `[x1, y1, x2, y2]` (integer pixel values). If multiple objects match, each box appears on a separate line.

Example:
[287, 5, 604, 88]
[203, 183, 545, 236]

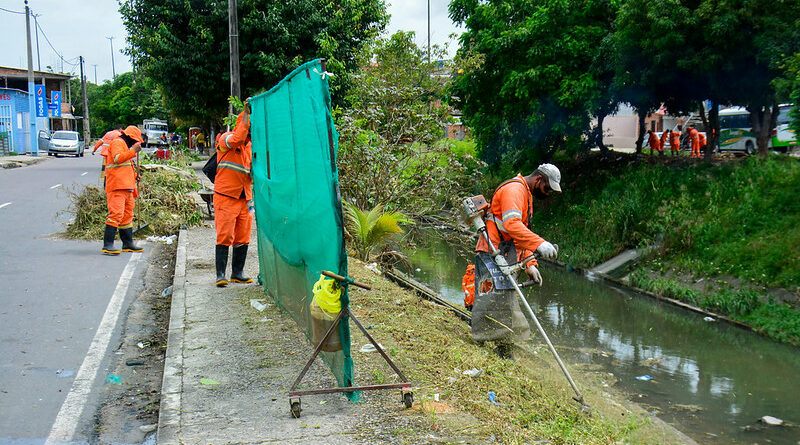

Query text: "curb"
[156, 228, 188, 445]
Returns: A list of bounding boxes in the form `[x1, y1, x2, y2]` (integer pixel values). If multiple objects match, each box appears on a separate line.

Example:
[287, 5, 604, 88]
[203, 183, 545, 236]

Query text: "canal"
[402, 229, 800, 444]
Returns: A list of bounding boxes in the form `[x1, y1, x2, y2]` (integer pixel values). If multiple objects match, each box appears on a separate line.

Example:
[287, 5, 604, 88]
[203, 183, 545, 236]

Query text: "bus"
[718, 104, 796, 153]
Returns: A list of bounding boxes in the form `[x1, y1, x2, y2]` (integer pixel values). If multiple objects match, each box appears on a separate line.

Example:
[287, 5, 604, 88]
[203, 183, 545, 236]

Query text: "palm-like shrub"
[343, 202, 412, 262]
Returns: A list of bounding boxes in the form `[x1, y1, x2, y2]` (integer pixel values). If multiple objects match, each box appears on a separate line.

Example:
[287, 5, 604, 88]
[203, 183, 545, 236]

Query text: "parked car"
[47, 130, 84, 157]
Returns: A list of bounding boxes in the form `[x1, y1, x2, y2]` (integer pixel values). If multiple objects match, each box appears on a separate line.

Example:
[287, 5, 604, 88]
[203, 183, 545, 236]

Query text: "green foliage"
[343, 201, 412, 261]
[121, 0, 388, 125]
[450, 0, 618, 170]
[337, 31, 485, 223]
[222, 96, 246, 128]
[538, 155, 800, 290]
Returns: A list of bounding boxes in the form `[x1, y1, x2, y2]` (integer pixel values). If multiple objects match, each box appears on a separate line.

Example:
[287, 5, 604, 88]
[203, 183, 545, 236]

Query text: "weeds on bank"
[61, 168, 202, 239]
[629, 269, 800, 346]
[345, 262, 678, 444]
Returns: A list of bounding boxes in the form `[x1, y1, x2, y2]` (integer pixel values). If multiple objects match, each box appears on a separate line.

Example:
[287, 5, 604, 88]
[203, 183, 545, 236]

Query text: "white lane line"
[0, 202, 11, 209]
[50, 184, 62, 189]
[81, 171, 88, 176]
[45, 253, 142, 444]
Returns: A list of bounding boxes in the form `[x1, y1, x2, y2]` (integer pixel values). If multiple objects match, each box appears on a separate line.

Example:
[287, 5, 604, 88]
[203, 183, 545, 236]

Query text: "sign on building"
[50, 91, 62, 118]
[35, 85, 47, 118]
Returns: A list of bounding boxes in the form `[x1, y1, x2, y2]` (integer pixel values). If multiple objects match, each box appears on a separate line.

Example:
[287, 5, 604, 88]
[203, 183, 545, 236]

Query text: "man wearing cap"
[472, 164, 561, 357]
[102, 125, 144, 255]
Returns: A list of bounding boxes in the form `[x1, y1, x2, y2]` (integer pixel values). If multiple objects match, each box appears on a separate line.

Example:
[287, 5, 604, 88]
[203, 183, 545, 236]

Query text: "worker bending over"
[646, 130, 662, 155]
[472, 164, 561, 357]
[92, 128, 123, 183]
[102, 126, 144, 255]
[214, 102, 254, 287]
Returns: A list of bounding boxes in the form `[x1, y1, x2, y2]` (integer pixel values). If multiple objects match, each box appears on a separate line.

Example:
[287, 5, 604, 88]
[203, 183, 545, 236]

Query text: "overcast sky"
[0, 0, 463, 85]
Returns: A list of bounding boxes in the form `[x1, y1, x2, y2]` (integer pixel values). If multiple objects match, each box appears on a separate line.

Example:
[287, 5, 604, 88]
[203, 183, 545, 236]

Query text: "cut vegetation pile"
[62, 167, 202, 239]
[336, 259, 688, 444]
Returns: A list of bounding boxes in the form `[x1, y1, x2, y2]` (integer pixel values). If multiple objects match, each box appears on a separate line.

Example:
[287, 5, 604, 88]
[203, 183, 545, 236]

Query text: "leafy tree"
[336, 31, 483, 224]
[121, 0, 387, 126]
[449, 0, 618, 169]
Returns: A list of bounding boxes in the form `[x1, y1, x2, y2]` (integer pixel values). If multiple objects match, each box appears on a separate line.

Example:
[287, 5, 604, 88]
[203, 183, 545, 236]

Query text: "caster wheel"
[290, 401, 302, 418]
[403, 392, 414, 409]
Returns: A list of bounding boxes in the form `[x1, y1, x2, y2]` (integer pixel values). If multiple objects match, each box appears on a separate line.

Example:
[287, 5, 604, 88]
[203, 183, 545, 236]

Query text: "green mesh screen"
[249, 59, 355, 399]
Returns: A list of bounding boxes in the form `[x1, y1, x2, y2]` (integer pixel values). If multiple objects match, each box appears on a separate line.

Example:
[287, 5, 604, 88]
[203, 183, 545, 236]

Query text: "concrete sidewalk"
[0, 154, 50, 169]
[156, 225, 421, 444]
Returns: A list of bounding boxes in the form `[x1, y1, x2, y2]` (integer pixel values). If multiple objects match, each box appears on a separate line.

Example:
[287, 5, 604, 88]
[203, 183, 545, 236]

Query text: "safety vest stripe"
[224, 133, 233, 149]
[488, 214, 509, 233]
[218, 161, 250, 175]
[501, 209, 522, 221]
[106, 162, 133, 169]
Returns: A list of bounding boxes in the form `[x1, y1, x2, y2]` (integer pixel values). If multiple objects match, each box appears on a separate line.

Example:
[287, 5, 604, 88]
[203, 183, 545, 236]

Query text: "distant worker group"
[646, 126, 709, 158]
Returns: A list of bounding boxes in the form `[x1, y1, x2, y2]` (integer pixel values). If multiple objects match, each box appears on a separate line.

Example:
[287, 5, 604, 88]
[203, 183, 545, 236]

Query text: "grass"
[533, 153, 800, 345]
[342, 259, 687, 444]
[61, 168, 203, 239]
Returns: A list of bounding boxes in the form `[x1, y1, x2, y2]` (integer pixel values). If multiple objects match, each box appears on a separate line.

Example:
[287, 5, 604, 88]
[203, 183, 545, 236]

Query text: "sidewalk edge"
[156, 229, 188, 444]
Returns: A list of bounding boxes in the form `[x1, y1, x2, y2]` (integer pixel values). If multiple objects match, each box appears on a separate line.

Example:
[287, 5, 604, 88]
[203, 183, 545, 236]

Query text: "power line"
[0, 6, 25, 14]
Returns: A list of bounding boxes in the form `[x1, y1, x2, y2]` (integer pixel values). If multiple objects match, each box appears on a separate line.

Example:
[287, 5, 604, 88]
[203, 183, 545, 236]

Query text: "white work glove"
[526, 265, 543, 287]
[536, 241, 558, 260]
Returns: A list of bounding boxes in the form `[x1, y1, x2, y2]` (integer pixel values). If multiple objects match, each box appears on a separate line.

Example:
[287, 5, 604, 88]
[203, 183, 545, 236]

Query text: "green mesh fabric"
[249, 59, 356, 400]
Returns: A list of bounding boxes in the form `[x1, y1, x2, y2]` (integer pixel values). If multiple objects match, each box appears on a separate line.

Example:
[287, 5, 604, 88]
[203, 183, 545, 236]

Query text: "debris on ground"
[760, 415, 784, 426]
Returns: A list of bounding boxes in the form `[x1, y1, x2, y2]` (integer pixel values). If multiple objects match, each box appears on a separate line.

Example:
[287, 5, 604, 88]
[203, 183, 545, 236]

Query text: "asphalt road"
[0, 153, 150, 443]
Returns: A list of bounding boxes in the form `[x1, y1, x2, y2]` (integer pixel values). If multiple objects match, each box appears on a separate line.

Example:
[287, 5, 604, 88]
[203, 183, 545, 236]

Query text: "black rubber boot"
[119, 227, 144, 252]
[230, 244, 253, 284]
[216, 244, 229, 287]
[102, 225, 121, 255]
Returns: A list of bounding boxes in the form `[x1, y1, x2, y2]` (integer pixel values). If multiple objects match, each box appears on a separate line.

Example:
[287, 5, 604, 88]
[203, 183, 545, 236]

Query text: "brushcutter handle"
[320, 270, 372, 290]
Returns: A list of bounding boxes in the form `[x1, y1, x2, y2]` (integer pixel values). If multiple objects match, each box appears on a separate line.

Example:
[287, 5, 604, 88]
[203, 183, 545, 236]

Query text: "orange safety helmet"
[123, 125, 144, 143]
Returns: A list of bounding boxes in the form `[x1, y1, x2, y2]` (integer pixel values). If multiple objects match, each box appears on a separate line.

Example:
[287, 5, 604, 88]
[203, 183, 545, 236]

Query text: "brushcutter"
[461, 195, 590, 413]
[133, 151, 150, 235]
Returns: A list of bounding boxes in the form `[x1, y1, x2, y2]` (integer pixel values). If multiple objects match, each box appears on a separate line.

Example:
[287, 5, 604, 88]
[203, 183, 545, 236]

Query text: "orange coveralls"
[661, 130, 670, 152]
[104, 139, 138, 229]
[669, 130, 681, 154]
[648, 132, 662, 154]
[94, 130, 123, 180]
[698, 132, 707, 154]
[688, 128, 701, 158]
[214, 111, 253, 246]
[476, 174, 543, 266]
[462, 264, 476, 309]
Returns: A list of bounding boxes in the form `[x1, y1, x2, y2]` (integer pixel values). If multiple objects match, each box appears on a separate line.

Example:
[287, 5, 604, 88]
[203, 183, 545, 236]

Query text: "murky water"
[402, 229, 800, 444]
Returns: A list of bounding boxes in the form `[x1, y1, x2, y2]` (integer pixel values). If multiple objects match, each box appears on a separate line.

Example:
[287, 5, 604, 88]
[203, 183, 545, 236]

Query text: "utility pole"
[80, 56, 90, 147]
[228, 0, 241, 125]
[427, 0, 431, 62]
[25, 0, 38, 155]
[32, 12, 41, 71]
[92, 64, 98, 84]
[107, 36, 116, 78]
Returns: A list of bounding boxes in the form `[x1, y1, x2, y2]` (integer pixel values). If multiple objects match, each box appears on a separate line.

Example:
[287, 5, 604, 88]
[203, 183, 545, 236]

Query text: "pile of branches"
[62, 169, 203, 240]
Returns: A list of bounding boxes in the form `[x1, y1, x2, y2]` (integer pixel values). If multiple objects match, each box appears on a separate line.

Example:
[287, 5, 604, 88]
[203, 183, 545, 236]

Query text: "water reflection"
[403, 229, 800, 444]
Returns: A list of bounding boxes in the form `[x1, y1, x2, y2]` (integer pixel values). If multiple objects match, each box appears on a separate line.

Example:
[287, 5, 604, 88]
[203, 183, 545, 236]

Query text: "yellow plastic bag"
[310, 275, 342, 352]
[312, 276, 342, 314]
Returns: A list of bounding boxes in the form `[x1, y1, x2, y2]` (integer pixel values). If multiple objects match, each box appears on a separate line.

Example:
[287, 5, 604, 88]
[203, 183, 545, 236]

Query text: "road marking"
[45, 253, 142, 444]
[50, 184, 62, 189]
[0, 202, 11, 209]
[81, 172, 88, 176]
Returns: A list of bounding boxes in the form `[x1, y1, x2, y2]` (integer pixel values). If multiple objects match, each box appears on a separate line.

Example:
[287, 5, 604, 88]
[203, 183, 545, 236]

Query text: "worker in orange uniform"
[92, 128, 123, 183]
[102, 126, 144, 255]
[462, 264, 476, 312]
[698, 131, 707, 155]
[686, 126, 701, 158]
[646, 129, 662, 155]
[660, 129, 670, 154]
[669, 128, 681, 155]
[472, 164, 561, 357]
[214, 102, 254, 287]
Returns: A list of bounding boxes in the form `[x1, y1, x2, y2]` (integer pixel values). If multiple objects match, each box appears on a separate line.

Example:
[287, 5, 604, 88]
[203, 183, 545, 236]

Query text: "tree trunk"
[704, 103, 719, 161]
[595, 112, 610, 157]
[635, 112, 646, 154]
[749, 104, 779, 158]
